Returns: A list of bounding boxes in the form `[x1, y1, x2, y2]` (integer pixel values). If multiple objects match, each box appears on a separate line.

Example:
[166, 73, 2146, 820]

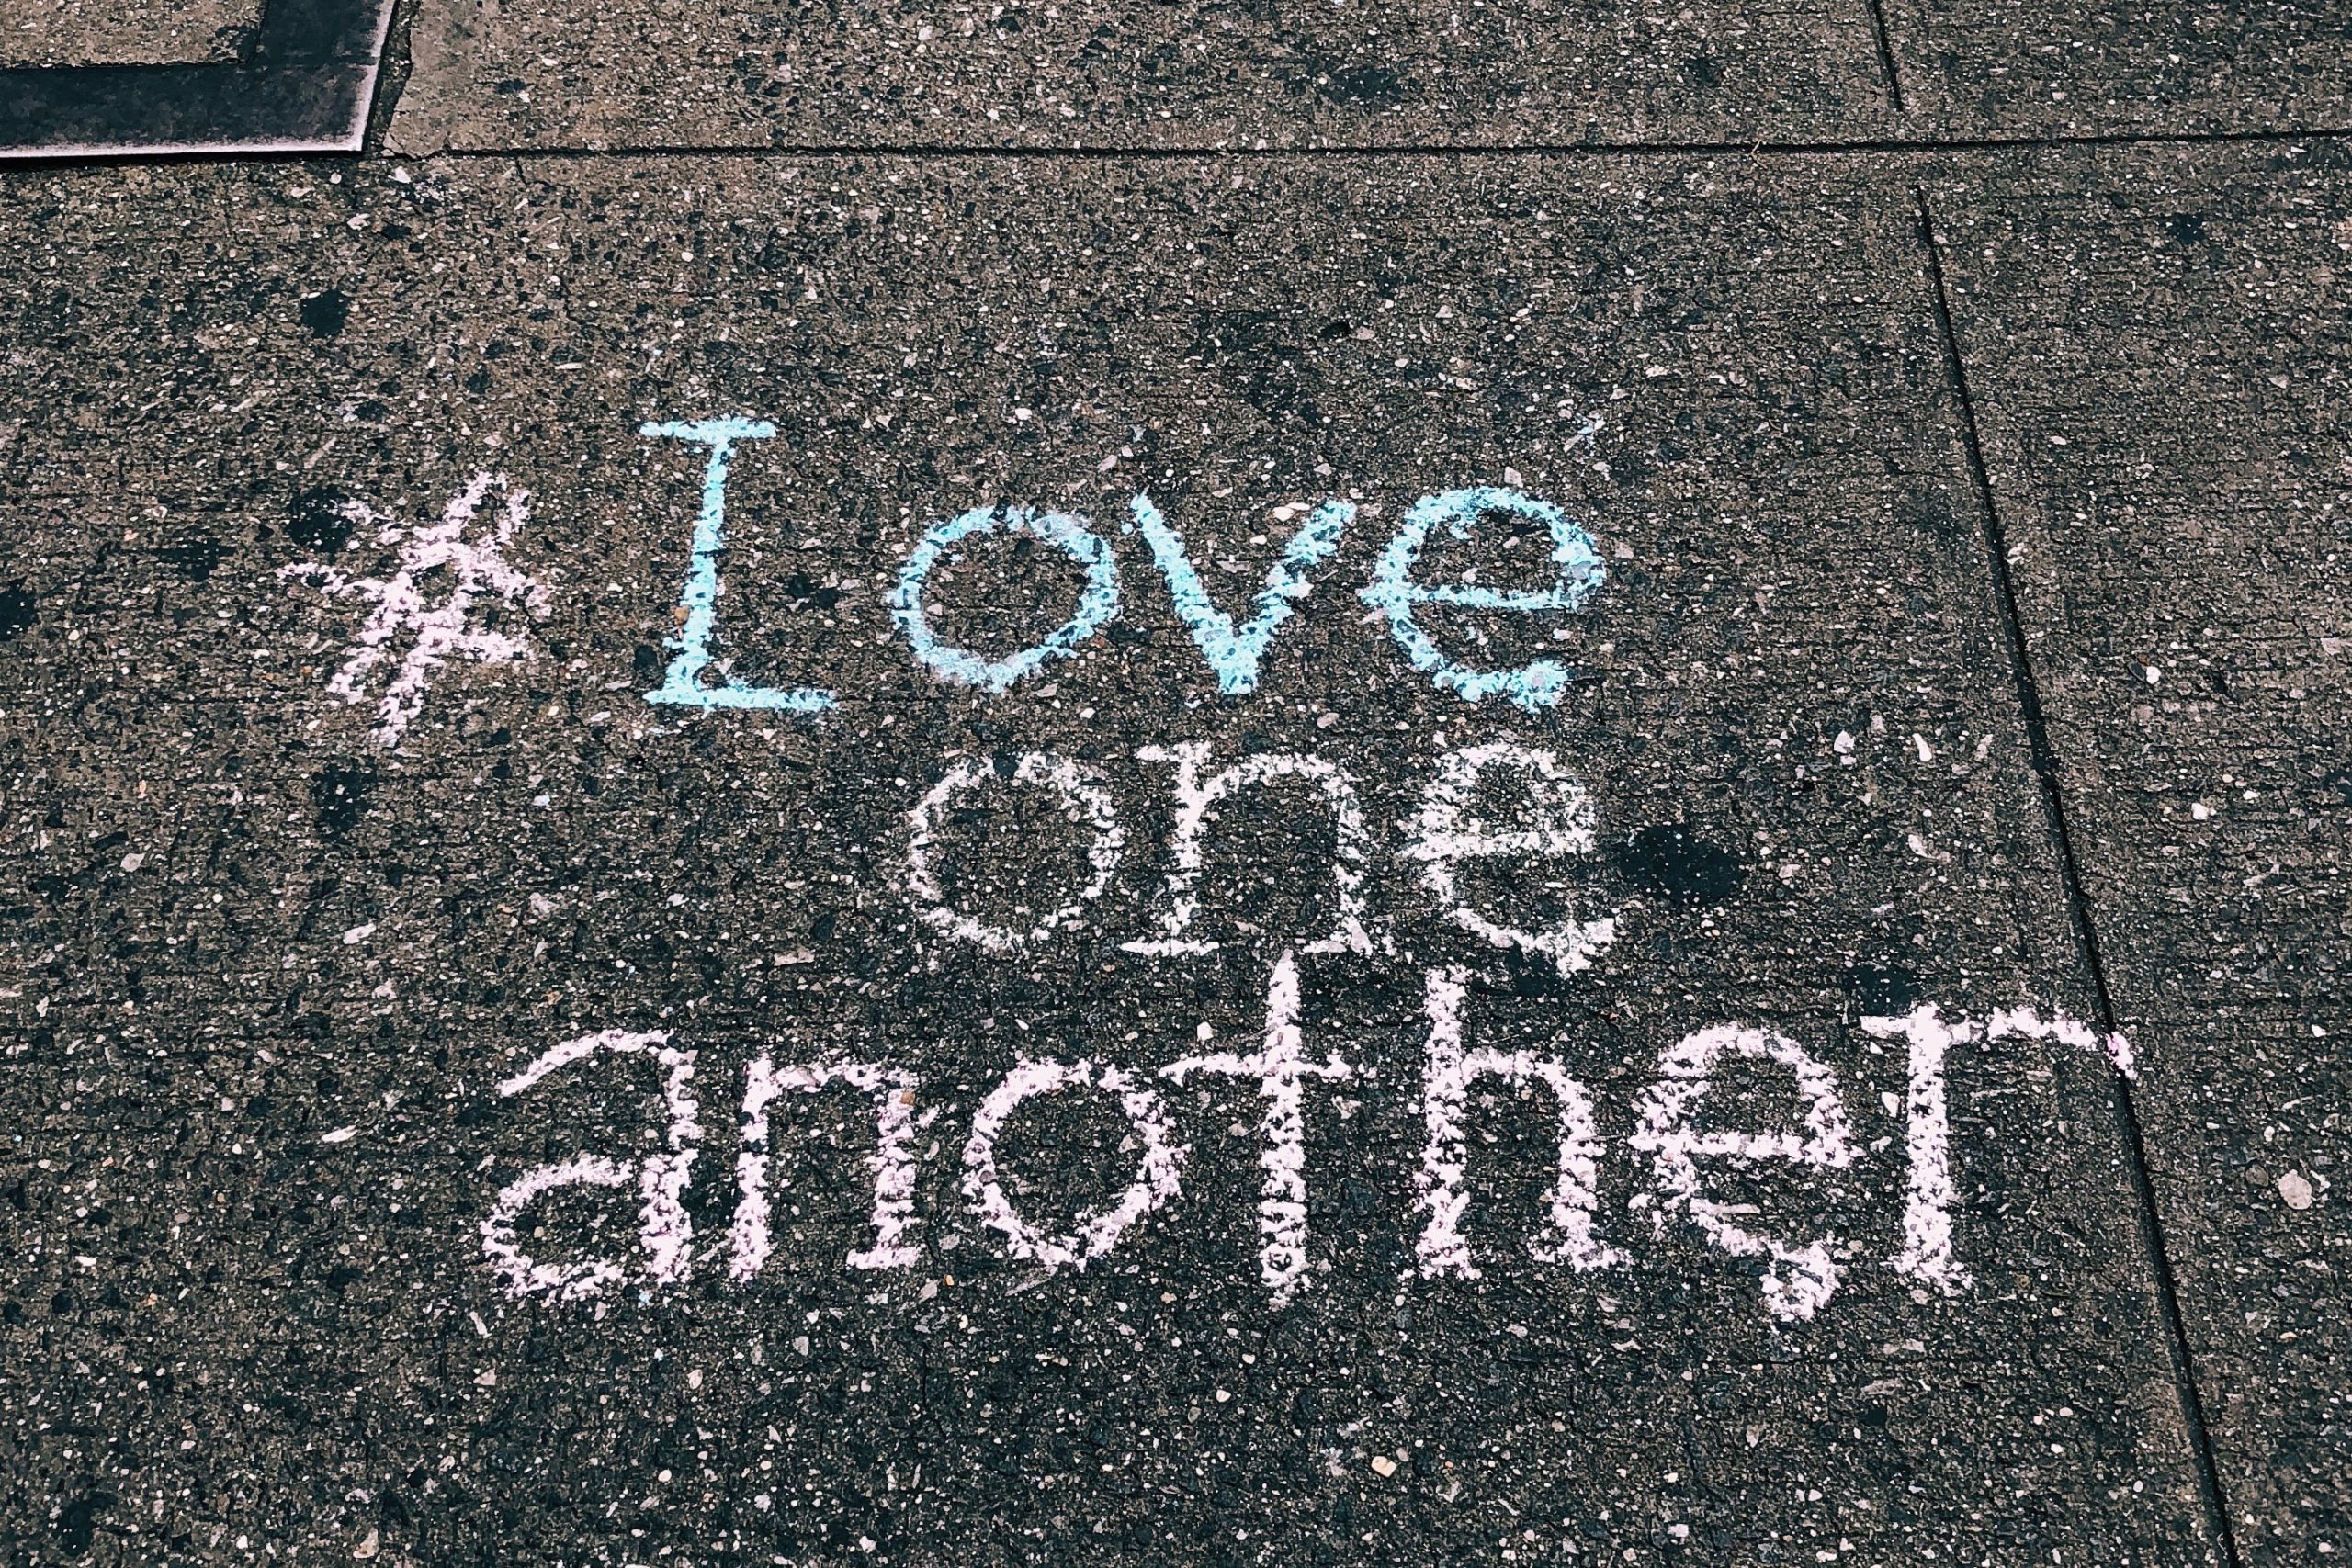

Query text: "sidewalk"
[0, 6, 2345, 1565]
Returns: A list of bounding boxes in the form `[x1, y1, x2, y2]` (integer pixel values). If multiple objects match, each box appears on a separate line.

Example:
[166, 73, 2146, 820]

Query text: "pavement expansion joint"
[1912, 180, 2246, 1568]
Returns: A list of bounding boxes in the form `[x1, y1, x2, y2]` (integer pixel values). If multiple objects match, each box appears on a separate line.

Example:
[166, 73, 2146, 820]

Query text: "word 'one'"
[639, 418, 1606, 716]
[482, 956, 2133, 1323]
[905, 741, 1618, 976]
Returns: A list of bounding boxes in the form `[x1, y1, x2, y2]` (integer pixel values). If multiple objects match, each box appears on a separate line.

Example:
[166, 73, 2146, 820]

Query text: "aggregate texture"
[0, 154, 2225, 1565]
[382, 0, 1899, 153]
[1928, 140, 2352, 1566]
[0, 0, 258, 67]
[1883, 0, 2352, 138]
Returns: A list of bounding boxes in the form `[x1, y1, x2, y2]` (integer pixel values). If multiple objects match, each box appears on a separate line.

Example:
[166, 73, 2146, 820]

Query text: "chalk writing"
[1863, 1003, 2140, 1299]
[914, 744, 1603, 963]
[905, 753, 1127, 953]
[1359, 486, 1606, 713]
[1631, 1023, 1857, 1322]
[481, 986, 2135, 1317]
[627, 412, 1608, 711]
[1127, 493, 1352, 695]
[482, 1030, 699, 1302]
[1159, 952, 1356, 1304]
[729, 1056, 931, 1281]
[1123, 743, 1374, 958]
[641, 418, 837, 713]
[960, 1059, 1185, 1272]
[888, 505, 1123, 693]
[1401, 740, 1616, 975]
[279, 471, 550, 749]
[1415, 965, 1623, 1280]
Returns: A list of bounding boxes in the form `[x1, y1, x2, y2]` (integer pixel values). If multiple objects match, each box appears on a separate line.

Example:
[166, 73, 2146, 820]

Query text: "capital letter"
[1159, 951, 1355, 1304]
[481, 1030, 701, 1300]
[640, 418, 836, 714]
[1129, 493, 1351, 695]
[1631, 1024, 1855, 1321]
[1359, 487, 1604, 712]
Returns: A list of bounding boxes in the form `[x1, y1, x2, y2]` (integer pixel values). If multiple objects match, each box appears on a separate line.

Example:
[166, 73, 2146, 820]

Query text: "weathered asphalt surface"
[386, 0, 1899, 151]
[1929, 142, 2352, 1563]
[1882, 0, 2349, 137]
[0, 9, 2346, 1568]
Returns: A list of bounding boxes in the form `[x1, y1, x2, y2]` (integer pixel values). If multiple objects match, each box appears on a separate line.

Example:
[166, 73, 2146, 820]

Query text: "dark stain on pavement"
[300, 288, 350, 338]
[55, 1489, 113, 1555]
[160, 537, 227, 581]
[310, 763, 376, 836]
[1618, 822, 1744, 906]
[288, 487, 356, 554]
[1844, 961, 1925, 1014]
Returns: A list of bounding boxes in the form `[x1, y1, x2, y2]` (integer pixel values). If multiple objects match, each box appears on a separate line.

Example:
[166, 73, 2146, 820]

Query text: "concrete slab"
[384, 0, 1897, 152]
[0, 0, 395, 158]
[0, 154, 2217, 1562]
[1927, 142, 2352, 1563]
[0, 0, 257, 67]
[1883, 0, 2352, 138]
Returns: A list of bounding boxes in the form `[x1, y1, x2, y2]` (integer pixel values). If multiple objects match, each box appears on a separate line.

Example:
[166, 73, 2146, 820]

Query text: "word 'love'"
[640, 417, 1608, 717]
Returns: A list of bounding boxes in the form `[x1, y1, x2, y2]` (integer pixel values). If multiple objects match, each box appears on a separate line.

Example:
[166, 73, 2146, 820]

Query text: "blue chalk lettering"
[1359, 486, 1605, 713]
[889, 506, 1121, 693]
[639, 418, 836, 715]
[1129, 494, 1352, 696]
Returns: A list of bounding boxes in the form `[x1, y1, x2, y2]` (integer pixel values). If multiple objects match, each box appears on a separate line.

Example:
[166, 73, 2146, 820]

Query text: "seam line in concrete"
[6, 124, 2347, 170]
[1862, 0, 1908, 115]
[1909, 182, 2246, 1568]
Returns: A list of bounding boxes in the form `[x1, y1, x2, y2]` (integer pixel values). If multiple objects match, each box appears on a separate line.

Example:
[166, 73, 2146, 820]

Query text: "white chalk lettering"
[1123, 743, 1373, 958]
[469, 1000, 2139, 1316]
[1414, 967, 1624, 1280]
[481, 1030, 700, 1301]
[1631, 1023, 1855, 1322]
[1987, 1004, 2138, 1079]
[906, 753, 1127, 953]
[1159, 952, 1355, 1304]
[1861, 1006, 1970, 1295]
[1860, 1001, 2139, 1296]
[960, 1059, 1185, 1272]
[729, 1056, 929, 1283]
[1402, 741, 1616, 976]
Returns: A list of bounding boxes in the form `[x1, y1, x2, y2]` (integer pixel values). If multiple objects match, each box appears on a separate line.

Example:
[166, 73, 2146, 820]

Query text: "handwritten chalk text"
[483, 959, 2132, 1323]
[640, 417, 1606, 713]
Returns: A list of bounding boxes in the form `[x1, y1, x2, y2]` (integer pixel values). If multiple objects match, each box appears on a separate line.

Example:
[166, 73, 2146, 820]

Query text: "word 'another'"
[482, 956, 2132, 1323]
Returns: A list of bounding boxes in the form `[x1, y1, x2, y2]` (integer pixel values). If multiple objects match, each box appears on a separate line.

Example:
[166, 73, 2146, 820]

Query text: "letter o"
[961, 1058, 1184, 1271]
[889, 505, 1121, 693]
[905, 751, 1126, 953]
